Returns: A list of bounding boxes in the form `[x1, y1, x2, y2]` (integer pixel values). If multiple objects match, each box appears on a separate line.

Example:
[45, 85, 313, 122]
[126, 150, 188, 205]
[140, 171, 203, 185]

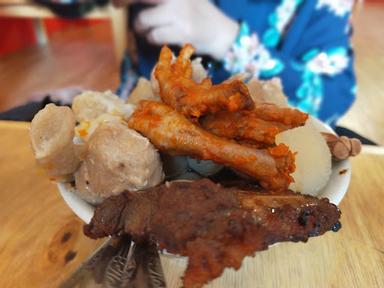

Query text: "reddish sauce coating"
[155, 45, 254, 118]
[128, 101, 295, 190]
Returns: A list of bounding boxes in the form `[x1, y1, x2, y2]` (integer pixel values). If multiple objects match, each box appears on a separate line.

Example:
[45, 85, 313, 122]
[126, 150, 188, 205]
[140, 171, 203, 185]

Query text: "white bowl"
[58, 118, 351, 224]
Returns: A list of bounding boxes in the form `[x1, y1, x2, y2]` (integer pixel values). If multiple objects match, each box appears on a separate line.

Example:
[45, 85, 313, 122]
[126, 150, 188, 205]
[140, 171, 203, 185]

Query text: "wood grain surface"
[0, 121, 104, 288]
[0, 121, 383, 288]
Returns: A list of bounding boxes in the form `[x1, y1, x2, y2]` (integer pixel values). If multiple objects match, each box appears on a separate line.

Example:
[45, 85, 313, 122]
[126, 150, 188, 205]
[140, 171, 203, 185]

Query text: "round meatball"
[76, 121, 164, 199]
[30, 104, 80, 181]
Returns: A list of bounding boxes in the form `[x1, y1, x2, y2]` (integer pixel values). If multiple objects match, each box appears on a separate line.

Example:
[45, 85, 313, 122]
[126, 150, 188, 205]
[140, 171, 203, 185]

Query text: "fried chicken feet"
[155, 45, 254, 118]
[200, 105, 308, 147]
[128, 101, 295, 190]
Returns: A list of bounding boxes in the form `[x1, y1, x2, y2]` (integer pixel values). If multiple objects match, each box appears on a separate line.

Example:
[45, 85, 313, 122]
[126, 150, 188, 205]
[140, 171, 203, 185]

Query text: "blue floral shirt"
[132, 0, 356, 127]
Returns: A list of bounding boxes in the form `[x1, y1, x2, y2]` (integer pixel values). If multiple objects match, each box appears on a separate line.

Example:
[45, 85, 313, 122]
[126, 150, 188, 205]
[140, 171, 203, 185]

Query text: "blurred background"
[0, 0, 383, 144]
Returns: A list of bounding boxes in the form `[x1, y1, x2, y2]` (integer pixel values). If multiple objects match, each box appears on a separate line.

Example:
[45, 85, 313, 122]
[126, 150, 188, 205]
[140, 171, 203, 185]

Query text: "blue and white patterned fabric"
[132, 0, 356, 127]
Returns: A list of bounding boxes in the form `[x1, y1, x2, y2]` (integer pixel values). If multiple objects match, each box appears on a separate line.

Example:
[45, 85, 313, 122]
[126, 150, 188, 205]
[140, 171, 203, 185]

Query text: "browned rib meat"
[84, 179, 341, 288]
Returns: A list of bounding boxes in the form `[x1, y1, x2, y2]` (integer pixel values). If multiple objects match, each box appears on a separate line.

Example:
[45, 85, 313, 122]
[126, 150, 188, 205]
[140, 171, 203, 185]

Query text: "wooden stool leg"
[109, 6, 127, 64]
[33, 18, 48, 45]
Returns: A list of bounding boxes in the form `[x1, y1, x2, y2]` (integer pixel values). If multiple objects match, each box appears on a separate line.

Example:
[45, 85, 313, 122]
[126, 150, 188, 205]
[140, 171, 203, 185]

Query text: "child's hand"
[134, 0, 239, 60]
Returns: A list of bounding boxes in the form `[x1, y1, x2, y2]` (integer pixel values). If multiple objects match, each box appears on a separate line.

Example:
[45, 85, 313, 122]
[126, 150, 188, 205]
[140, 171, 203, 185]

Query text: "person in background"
[116, 0, 356, 127]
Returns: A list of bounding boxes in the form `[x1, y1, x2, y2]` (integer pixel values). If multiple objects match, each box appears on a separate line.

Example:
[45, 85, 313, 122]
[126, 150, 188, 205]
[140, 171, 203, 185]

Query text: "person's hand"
[112, 0, 162, 8]
[134, 0, 239, 60]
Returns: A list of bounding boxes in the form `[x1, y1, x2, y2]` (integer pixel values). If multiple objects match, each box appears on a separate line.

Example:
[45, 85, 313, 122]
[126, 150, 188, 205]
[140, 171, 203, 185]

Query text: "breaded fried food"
[128, 100, 295, 190]
[84, 179, 341, 288]
[155, 45, 254, 118]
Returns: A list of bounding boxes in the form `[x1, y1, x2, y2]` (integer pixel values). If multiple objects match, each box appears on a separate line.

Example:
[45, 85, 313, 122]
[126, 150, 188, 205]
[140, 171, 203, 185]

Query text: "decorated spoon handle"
[60, 236, 166, 288]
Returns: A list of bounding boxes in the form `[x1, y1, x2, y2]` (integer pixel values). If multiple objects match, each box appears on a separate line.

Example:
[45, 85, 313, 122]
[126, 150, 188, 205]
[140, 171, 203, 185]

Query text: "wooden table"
[1, 121, 384, 288]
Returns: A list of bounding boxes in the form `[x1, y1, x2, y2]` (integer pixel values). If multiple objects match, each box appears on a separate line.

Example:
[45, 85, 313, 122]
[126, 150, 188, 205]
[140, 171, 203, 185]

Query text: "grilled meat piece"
[84, 179, 341, 288]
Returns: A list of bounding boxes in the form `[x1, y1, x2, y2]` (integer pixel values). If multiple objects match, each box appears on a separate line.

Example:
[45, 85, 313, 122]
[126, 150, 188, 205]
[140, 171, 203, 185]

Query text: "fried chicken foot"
[252, 103, 309, 126]
[128, 101, 295, 190]
[201, 111, 289, 147]
[200, 107, 308, 147]
[84, 179, 341, 288]
[155, 45, 254, 118]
